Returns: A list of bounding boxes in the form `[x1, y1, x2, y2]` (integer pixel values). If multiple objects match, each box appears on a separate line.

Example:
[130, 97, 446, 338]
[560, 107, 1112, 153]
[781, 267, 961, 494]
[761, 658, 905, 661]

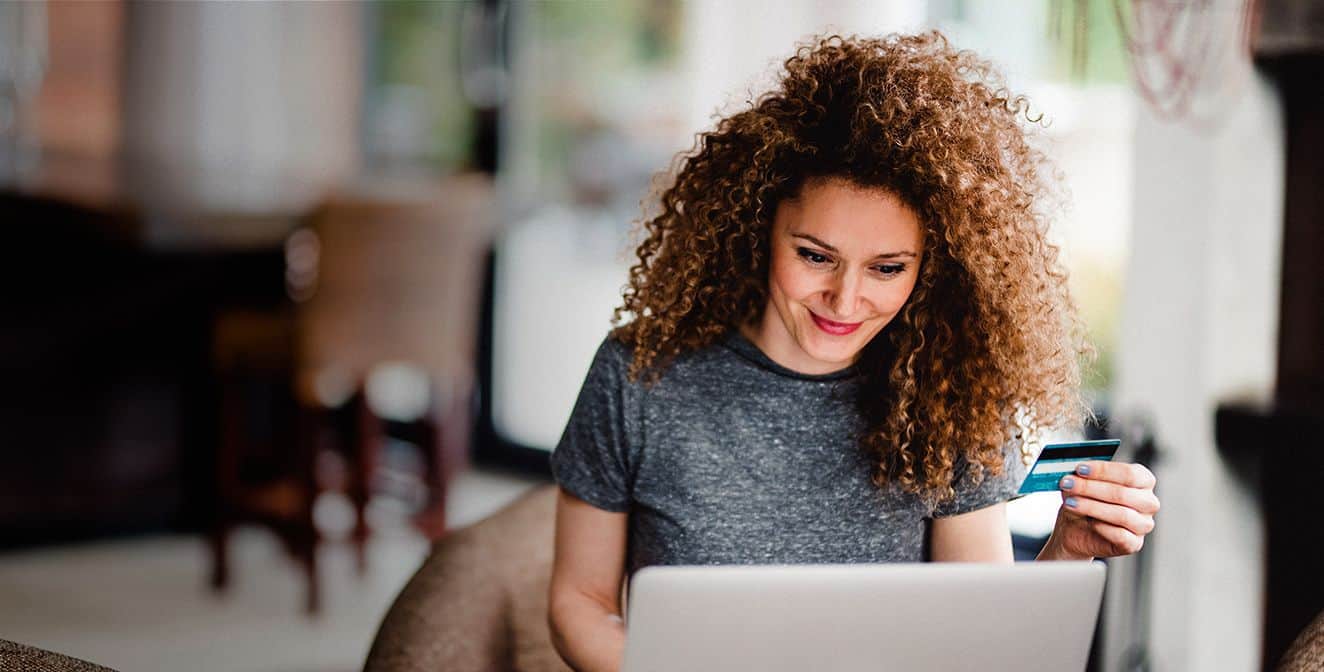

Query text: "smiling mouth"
[810, 312, 862, 335]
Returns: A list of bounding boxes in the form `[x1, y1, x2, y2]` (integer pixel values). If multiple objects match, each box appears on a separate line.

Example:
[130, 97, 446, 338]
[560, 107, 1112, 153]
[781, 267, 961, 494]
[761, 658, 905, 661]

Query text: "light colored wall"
[120, 0, 361, 244]
[681, 0, 928, 139]
[1107, 70, 1283, 672]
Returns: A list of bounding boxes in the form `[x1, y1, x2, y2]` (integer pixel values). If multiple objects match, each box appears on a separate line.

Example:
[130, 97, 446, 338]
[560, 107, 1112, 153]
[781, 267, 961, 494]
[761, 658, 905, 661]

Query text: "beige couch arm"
[363, 485, 571, 672]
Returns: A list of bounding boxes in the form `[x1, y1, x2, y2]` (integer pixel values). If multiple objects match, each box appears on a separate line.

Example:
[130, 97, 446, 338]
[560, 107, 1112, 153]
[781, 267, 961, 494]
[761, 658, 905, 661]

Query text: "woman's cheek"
[890, 273, 922, 311]
[771, 259, 818, 302]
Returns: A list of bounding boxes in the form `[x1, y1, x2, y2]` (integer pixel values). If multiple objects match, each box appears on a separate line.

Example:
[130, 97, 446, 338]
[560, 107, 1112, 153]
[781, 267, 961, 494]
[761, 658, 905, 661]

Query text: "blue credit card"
[1017, 439, 1121, 494]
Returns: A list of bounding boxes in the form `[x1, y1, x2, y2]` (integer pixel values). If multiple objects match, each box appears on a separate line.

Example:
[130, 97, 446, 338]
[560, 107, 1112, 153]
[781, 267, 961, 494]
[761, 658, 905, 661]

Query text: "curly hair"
[610, 31, 1091, 508]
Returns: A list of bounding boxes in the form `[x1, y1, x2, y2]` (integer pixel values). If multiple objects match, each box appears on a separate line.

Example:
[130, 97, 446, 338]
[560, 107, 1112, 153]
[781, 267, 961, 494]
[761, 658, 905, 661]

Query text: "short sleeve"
[930, 441, 1028, 518]
[549, 337, 637, 513]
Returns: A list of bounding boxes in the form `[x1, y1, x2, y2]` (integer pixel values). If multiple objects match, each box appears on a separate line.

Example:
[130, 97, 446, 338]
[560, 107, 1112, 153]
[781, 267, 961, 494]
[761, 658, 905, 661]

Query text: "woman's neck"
[738, 313, 857, 377]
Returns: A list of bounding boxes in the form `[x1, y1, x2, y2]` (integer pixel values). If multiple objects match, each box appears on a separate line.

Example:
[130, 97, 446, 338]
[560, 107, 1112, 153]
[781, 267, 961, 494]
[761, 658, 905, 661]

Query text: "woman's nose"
[825, 270, 862, 317]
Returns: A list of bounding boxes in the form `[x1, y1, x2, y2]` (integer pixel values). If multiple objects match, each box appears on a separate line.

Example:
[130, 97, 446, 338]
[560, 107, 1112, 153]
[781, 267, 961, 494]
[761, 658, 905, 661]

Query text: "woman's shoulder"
[592, 331, 636, 372]
[582, 331, 648, 392]
[591, 329, 736, 385]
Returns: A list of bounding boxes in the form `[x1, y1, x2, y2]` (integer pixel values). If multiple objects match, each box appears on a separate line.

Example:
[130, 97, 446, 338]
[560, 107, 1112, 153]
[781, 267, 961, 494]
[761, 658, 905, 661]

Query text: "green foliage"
[1045, 0, 1130, 84]
[372, 0, 475, 169]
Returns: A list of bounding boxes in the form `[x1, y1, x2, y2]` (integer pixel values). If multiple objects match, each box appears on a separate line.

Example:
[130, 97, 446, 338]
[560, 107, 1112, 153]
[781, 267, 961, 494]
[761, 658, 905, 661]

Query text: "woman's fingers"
[1061, 492, 1156, 537]
[1086, 518, 1146, 555]
[1054, 460, 1161, 559]
[1061, 470, 1160, 514]
[1074, 460, 1157, 491]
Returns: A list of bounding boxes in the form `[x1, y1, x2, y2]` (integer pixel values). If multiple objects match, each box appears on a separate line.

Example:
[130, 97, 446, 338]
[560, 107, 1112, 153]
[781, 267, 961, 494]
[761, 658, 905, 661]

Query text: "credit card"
[1017, 439, 1121, 494]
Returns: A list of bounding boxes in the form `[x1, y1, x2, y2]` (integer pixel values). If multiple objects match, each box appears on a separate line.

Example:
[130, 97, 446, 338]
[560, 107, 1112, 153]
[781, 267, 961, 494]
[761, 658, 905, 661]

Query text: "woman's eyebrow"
[790, 233, 918, 260]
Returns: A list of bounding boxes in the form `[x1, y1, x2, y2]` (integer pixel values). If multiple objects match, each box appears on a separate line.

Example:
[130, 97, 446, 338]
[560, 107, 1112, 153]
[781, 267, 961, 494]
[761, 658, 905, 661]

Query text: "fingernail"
[1076, 464, 1091, 476]
[1060, 476, 1075, 490]
[1065, 497, 1079, 508]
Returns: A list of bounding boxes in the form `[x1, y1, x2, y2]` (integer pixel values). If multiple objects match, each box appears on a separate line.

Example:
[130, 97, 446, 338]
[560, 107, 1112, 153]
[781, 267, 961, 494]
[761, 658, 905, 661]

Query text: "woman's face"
[747, 178, 924, 375]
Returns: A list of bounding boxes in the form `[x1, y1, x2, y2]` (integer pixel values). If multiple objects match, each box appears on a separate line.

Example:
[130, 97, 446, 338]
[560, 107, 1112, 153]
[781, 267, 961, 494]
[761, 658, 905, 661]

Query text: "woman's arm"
[929, 501, 1015, 563]
[548, 488, 629, 672]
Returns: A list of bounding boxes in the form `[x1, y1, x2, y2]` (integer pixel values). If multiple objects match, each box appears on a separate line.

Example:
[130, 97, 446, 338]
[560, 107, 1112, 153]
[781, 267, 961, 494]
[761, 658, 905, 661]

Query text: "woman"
[547, 32, 1159, 671]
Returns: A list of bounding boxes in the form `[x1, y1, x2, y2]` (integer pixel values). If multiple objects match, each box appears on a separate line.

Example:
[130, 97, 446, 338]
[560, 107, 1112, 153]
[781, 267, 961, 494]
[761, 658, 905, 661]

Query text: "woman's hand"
[1037, 461, 1160, 561]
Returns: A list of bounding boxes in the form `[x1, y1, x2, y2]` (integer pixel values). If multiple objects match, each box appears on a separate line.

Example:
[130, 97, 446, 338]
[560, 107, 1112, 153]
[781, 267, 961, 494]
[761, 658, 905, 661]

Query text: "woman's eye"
[874, 263, 905, 276]
[796, 248, 831, 265]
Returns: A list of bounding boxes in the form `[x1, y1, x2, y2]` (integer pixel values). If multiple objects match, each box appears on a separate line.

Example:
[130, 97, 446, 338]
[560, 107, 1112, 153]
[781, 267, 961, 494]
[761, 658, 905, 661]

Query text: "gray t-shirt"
[550, 330, 1026, 577]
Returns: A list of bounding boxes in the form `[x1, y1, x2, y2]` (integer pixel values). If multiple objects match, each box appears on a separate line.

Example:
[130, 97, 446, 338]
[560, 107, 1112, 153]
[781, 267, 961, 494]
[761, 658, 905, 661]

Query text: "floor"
[0, 467, 544, 672]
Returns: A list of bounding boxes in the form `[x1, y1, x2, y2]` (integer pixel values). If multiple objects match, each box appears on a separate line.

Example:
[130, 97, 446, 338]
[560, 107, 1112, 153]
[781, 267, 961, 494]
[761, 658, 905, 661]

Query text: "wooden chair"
[209, 307, 331, 613]
[208, 174, 495, 613]
[295, 174, 493, 540]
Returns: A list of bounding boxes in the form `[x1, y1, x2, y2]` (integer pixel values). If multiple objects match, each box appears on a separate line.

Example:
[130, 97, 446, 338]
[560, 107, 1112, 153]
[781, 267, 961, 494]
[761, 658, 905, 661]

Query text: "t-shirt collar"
[720, 329, 861, 382]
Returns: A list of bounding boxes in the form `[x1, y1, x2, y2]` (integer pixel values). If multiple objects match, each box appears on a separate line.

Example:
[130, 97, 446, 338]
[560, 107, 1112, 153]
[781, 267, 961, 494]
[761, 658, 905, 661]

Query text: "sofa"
[363, 484, 570, 672]
[0, 640, 115, 672]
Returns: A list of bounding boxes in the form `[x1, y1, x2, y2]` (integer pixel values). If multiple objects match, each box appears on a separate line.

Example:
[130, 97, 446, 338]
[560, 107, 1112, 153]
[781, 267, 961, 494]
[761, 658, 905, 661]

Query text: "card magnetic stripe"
[1034, 441, 1121, 460]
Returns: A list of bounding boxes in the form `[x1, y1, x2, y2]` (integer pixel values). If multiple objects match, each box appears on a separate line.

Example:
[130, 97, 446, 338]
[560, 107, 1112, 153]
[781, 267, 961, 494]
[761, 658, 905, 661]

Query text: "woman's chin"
[798, 334, 864, 369]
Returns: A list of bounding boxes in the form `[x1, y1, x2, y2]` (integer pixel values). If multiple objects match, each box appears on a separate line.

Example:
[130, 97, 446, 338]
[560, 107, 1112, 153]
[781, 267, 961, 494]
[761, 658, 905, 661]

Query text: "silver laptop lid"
[622, 561, 1106, 672]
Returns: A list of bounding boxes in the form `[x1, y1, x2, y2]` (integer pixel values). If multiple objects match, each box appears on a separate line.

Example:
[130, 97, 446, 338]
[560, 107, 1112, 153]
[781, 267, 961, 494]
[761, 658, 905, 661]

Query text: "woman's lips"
[810, 312, 862, 335]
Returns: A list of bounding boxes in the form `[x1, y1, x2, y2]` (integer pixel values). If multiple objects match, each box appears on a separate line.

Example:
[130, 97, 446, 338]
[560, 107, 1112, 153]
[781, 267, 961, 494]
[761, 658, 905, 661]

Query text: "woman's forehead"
[777, 180, 924, 253]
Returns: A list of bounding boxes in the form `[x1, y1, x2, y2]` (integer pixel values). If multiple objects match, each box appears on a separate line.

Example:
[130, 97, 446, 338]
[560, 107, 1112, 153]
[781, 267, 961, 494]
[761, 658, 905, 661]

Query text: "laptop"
[621, 561, 1106, 672]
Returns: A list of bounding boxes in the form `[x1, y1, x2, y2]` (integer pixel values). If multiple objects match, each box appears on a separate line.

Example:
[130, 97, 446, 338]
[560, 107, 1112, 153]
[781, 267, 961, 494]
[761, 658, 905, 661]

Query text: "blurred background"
[0, 1, 1319, 671]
